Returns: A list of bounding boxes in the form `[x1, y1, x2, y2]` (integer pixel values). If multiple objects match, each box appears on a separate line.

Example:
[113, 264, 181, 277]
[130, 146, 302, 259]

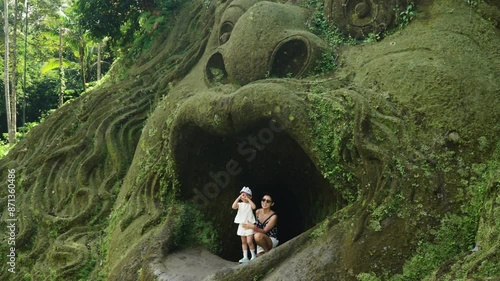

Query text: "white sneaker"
[239, 257, 249, 263]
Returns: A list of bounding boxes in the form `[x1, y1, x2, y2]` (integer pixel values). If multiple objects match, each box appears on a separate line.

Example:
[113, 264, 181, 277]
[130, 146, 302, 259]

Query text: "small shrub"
[172, 202, 220, 254]
[357, 272, 381, 281]
[398, 2, 416, 28]
[315, 52, 337, 74]
[0, 141, 11, 159]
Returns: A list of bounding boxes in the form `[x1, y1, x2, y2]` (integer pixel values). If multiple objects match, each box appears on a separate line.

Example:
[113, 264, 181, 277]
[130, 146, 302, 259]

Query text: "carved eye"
[219, 21, 234, 45]
[218, 0, 259, 45]
[270, 38, 309, 78]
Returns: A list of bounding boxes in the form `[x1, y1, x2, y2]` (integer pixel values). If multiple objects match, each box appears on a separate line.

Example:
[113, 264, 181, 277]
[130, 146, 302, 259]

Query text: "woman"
[243, 192, 278, 255]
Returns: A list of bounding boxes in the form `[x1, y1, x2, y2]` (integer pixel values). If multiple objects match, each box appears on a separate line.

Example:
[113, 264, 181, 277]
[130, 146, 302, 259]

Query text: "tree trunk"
[79, 39, 86, 91]
[22, 0, 28, 133]
[4, 0, 14, 145]
[59, 26, 64, 107]
[97, 43, 101, 81]
[11, 0, 19, 142]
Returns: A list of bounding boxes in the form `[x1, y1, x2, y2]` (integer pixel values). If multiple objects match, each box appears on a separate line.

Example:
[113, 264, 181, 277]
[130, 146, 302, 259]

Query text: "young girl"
[232, 186, 256, 262]
[241, 192, 278, 256]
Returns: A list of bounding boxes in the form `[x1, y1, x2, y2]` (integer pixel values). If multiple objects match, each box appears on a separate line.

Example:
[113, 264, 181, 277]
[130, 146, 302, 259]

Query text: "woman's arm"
[242, 209, 260, 229]
[261, 214, 277, 233]
[253, 213, 277, 234]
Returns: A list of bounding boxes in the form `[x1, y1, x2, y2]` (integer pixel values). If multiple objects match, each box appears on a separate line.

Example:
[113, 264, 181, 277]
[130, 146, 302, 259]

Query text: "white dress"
[234, 202, 255, 236]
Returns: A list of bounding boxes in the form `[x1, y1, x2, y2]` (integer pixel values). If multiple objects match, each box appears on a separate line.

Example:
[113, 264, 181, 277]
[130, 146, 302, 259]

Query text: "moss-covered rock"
[0, 0, 498, 280]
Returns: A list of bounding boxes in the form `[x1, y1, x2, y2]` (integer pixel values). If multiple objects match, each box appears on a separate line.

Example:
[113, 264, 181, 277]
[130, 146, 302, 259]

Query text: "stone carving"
[0, 1, 499, 280]
[325, 0, 409, 38]
[207, 1, 327, 85]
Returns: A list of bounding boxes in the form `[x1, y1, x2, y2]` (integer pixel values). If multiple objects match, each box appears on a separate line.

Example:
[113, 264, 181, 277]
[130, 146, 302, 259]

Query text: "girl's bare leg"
[240, 236, 249, 261]
[247, 235, 256, 259]
[241, 236, 248, 250]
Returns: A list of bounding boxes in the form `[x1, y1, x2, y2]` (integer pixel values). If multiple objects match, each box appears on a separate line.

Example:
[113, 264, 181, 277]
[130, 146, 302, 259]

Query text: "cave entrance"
[174, 119, 346, 261]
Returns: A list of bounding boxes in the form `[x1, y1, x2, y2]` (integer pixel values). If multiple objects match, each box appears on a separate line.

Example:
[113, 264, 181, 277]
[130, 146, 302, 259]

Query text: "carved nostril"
[270, 39, 309, 78]
[205, 52, 229, 86]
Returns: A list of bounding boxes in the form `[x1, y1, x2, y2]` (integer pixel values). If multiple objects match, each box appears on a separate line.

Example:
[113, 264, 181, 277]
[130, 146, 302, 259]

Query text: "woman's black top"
[255, 213, 278, 239]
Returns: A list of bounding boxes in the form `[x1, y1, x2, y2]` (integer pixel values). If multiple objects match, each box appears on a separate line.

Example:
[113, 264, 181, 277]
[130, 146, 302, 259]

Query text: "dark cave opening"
[173, 119, 346, 261]
[205, 52, 229, 86]
[270, 39, 309, 78]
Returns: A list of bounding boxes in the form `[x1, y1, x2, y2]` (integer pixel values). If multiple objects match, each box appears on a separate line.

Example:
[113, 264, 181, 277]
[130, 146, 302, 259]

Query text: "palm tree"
[4, 0, 16, 145]
[11, 0, 19, 141]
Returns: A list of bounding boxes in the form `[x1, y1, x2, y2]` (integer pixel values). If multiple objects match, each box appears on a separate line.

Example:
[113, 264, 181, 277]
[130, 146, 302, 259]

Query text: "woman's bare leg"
[254, 233, 273, 254]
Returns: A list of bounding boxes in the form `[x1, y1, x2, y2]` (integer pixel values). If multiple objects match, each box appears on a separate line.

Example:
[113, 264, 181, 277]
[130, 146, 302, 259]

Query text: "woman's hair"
[261, 191, 275, 203]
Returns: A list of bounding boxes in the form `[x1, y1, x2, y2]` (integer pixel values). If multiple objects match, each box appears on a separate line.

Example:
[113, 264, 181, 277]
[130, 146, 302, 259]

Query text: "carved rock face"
[206, 1, 327, 85]
[1, 1, 499, 281]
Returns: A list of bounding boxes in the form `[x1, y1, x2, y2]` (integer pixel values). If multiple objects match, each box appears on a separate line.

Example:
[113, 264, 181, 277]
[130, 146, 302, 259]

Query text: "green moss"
[369, 193, 405, 231]
[357, 272, 382, 281]
[171, 202, 221, 254]
[387, 143, 500, 280]
[94, 204, 127, 279]
[305, 0, 357, 47]
[392, 214, 477, 280]
[77, 257, 98, 281]
[309, 218, 330, 238]
[307, 94, 358, 201]
[397, 2, 416, 28]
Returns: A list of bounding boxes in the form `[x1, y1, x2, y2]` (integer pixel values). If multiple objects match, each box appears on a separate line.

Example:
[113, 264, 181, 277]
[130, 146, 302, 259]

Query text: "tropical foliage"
[1, 0, 114, 148]
[1, 0, 187, 149]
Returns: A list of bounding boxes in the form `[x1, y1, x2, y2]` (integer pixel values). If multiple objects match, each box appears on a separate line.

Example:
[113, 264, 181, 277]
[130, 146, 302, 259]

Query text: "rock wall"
[0, 0, 498, 280]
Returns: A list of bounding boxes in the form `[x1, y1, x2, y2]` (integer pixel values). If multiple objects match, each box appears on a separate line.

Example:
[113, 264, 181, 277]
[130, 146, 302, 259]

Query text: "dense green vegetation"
[1, 0, 112, 147]
[304, 0, 416, 74]
[0, 0, 184, 153]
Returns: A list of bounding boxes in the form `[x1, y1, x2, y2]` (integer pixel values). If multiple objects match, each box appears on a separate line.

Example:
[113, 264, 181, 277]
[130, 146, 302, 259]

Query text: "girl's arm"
[231, 194, 241, 210]
[248, 198, 257, 210]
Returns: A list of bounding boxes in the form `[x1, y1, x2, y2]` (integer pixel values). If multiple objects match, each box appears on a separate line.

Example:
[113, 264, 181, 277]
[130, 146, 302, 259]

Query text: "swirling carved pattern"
[325, 0, 408, 39]
[0, 1, 212, 279]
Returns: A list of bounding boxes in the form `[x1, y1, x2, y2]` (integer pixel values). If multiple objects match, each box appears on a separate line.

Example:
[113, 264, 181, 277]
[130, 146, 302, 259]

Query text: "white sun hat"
[240, 186, 252, 196]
